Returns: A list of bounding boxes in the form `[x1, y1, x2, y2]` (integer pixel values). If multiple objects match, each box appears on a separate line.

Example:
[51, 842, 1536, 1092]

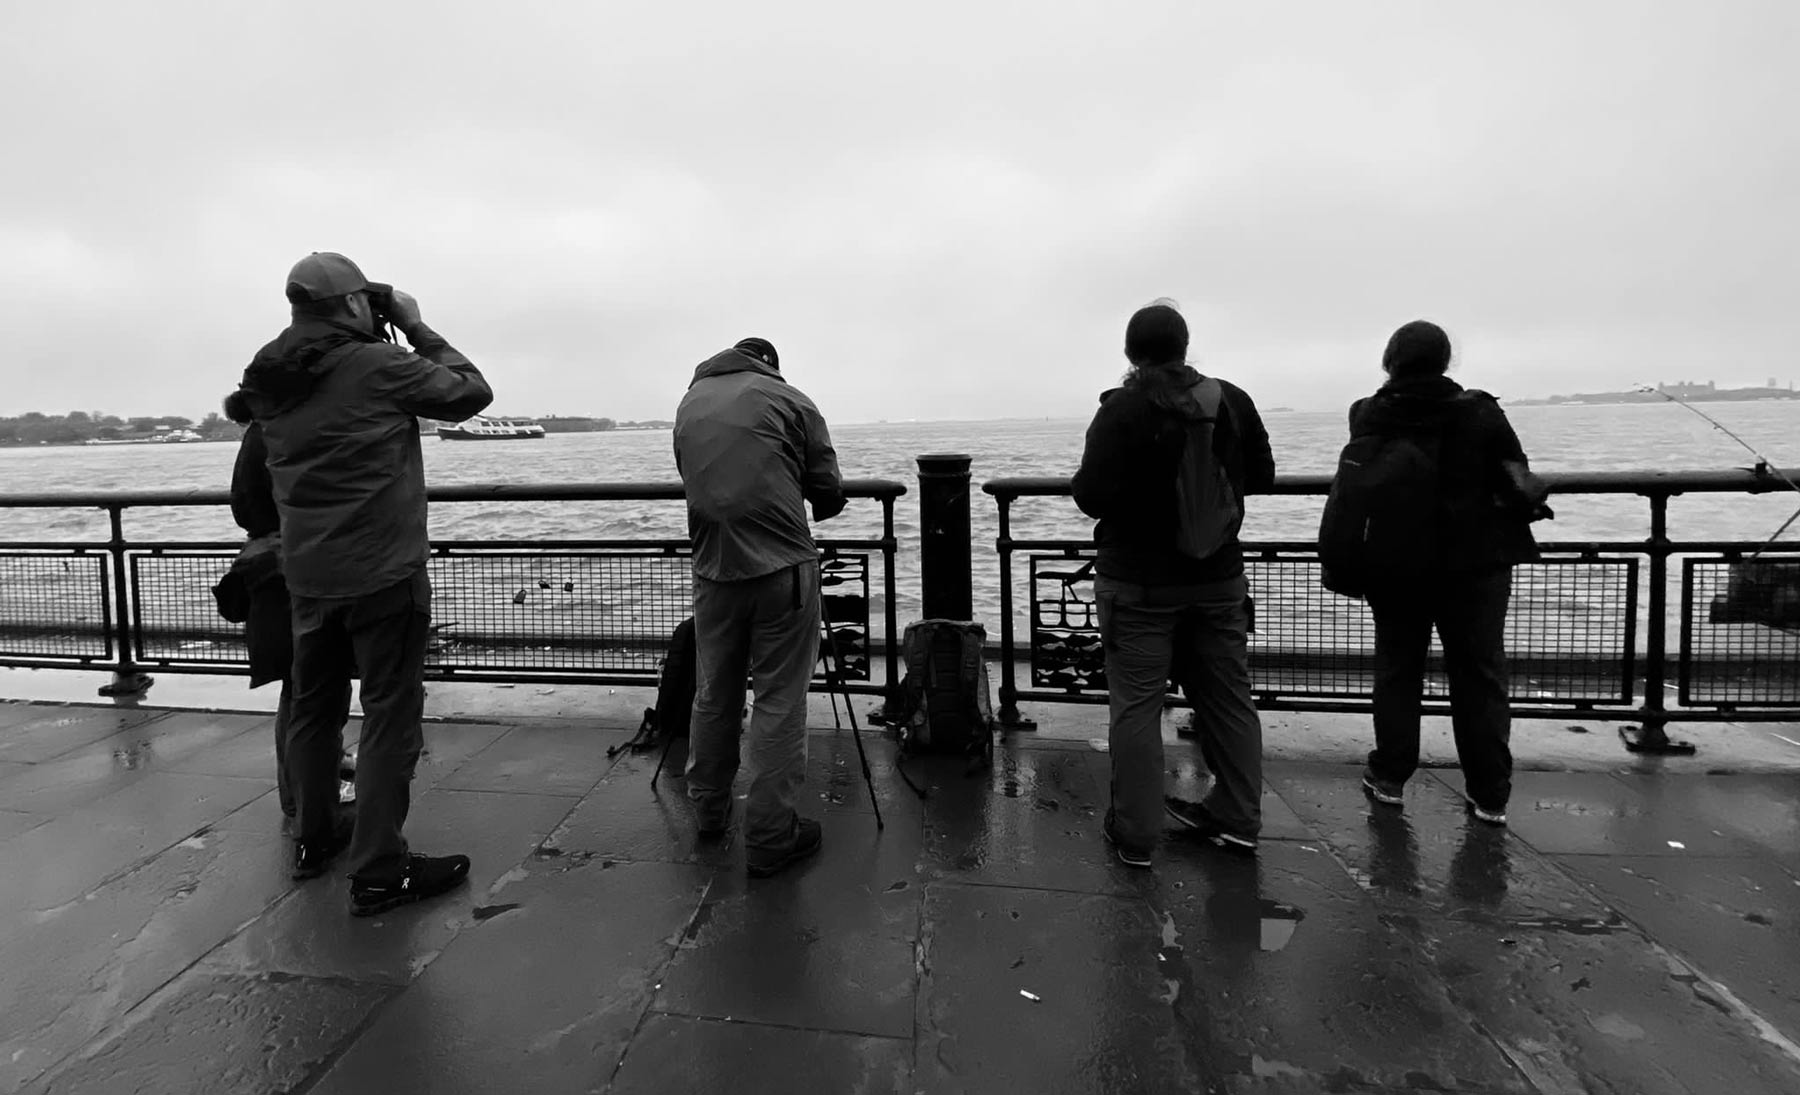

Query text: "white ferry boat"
[436, 415, 548, 441]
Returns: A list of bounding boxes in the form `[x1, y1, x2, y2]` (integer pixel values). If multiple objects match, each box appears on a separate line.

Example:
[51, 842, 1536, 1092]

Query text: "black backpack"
[612, 616, 697, 757]
[1172, 378, 1243, 560]
[1318, 419, 1457, 598]
[889, 619, 995, 766]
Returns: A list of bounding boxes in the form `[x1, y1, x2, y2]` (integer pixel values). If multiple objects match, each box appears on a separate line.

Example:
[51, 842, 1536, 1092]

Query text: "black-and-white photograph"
[1, 2, 1796, 1092]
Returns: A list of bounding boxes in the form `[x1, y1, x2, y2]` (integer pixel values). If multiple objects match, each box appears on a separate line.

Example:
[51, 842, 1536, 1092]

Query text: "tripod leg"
[650, 734, 677, 786]
[819, 593, 885, 829]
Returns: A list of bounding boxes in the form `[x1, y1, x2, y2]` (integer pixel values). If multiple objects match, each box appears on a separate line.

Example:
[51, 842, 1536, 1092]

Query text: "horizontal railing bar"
[0, 478, 907, 509]
[998, 539, 1800, 555]
[985, 468, 1800, 499]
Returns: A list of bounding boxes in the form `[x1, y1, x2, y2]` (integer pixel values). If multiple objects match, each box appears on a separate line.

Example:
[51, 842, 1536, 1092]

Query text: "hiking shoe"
[349, 853, 471, 917]
[1361, 771, 1406, 808]
[1164, 796, 1258, 856]
[291, 813, 355, 880]
[1467, 802, 1509, 827]
[746, 817, 822, 878]
[1102, 809, 1153, 869]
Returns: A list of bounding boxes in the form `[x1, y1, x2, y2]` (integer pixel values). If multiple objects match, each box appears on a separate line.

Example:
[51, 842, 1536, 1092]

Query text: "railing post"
[917, 454, 973, 620]
[993, 490, 1036, 731]
[1621, 490, 1693, 754]
[97, 503, 152, 698]
[881, 494, 901, 710]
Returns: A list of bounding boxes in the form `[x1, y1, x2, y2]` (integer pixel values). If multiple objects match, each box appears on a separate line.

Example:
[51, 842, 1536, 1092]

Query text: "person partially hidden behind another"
[231, 252, 493, 916]
[1329, 320, 1551, 826]
[220, 392, 354, 828]
[1073, 300, 1275, 868]
[674, 337, 846, 878]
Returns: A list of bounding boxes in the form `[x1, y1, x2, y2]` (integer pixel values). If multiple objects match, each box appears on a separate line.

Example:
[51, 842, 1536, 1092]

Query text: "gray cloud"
[3, 1, 1795, 422]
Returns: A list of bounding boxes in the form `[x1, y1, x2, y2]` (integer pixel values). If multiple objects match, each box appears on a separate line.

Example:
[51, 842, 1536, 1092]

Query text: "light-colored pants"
[1097, 573, 1263, 850]
[686, 560, 820, 851]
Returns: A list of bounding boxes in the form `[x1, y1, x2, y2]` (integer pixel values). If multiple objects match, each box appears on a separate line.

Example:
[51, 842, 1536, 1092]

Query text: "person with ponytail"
[1072, 300, 1275, 867]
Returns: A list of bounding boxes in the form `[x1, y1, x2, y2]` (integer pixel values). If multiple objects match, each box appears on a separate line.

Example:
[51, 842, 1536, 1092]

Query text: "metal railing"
[985, 469, 1800, 750]
[0, 481, 907, 699]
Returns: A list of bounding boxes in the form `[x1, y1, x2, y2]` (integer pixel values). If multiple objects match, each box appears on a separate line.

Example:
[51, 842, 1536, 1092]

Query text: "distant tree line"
[0, 411, 242, 446]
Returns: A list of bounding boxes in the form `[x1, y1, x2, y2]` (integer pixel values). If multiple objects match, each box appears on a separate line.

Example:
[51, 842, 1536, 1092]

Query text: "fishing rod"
[1637, 385, 1800, 556]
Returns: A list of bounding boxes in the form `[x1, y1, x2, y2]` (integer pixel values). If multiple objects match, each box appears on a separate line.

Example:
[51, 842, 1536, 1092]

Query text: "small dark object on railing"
[512, 589, 528, 605]
[1710, 560, 1800, 632]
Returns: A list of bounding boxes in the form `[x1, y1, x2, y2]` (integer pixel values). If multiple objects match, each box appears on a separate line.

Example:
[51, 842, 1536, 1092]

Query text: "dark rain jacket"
[674, 348, 845, 583]
[234, 317, 492, 600]
[225, 423, 290, 686]
[1347, 373, 1542, 578]
[1072, 365, 1275, 585]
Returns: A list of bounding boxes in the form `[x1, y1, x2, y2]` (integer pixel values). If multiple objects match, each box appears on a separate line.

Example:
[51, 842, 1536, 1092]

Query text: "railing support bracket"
[98, 671, 154, 698]
[1619, 723, 1696, 756]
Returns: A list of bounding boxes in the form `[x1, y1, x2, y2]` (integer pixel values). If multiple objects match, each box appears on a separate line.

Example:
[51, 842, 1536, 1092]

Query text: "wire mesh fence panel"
[1026, 551, 1636, 703]
[0, 551, 113, 661]
[1681, 556, 1800, 706]
[132, 552, 247, 664]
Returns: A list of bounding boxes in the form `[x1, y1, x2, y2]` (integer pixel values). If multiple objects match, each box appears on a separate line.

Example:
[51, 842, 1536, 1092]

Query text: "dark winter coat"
[227, 423, 291, 687]
[1346, 373, 1542, 578]
[1072, 365, 1275, 585]
[674, 348, 845, 582]
[233, 317, 491, 599]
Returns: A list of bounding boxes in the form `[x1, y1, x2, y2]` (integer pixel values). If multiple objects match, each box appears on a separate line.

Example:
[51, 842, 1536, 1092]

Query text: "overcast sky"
[3, 1, 1794, 423]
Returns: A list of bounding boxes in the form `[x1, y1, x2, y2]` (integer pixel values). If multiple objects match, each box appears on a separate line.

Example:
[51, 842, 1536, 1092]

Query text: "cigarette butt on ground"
[1019, 990, 1041, 1002]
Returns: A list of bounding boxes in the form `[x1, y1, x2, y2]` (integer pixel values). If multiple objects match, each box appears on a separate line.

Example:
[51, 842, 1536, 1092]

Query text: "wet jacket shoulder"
[230, 423, 280, 539]
[1348, 375, 1539, 574]
[1072, 368, 1274, 584]
[674, 349, 844, 583]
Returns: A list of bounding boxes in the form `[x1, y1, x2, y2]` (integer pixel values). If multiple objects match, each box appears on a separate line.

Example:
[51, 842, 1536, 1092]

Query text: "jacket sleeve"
[1071, 396, 1132, 519]
[797, 394, 846, 521]
[1227, 385, 1276, 495]
[368, 324, 494, 421]
[229, 425, 279, 538]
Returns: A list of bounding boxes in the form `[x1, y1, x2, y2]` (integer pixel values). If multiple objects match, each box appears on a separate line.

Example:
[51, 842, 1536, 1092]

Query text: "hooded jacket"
[1073, 364, 1275, 585]
[234, 317, 491, 599]
[674, 348, 845, 582]
[1347, 373, 1541, 577]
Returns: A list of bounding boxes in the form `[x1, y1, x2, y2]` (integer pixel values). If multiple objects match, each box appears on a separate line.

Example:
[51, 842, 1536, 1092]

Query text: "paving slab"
[655, 815, 922, 1038]
[0, 828, 289, 1093]
[27, 970, 391, 1095]
[308, 858, 707, 1095]
[0, 808, 43, 844]
[0, 714, 264, 815]
[437, 723, 628, 796]
[0, 708, 168, 764]
[201, 786, 578, 985]
[1607, 772, 1800, 868]
[1553, 852, 1800, 1046]
[0, 772, 272, 913]
[609, 1014, 912, 1095]
[1498, 769, 1763, 858]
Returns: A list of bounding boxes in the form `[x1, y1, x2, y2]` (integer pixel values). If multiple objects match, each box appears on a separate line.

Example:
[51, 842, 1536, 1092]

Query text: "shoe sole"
[747, 839, 821, 878]
[1468, 808, 1508, 827]
[1163, 802, 1258, 856]
[1361, 778, 1405, 808]
[350, 875, 468, 918]
[1111, 847, 1153, 869]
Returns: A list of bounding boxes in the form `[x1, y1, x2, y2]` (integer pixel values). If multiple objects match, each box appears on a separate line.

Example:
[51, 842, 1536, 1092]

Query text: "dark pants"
[1097, 573, 1263, 850]
[270, 679, 353, 818]
[289, 570, 432, 880]
[1367, 568, 1514, 811]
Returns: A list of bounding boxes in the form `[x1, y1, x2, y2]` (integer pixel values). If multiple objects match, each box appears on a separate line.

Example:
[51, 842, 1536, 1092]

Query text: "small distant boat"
[84, 427, 204, 446]
[436, 415, 547, 441]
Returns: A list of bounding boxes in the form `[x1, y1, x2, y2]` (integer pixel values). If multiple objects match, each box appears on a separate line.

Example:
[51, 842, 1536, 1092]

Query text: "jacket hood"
[690, 347, 783, 387]
[1356, 373, 1469, 433]
[236, 318, 377, 417]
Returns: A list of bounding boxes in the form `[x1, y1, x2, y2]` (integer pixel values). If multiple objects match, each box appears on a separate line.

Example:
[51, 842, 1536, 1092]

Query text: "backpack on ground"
[890, 619, 994, 766]
[1174, 377, 1242, 560]
[1317, 423, 1452, 598]
[612, 616, 697, 757]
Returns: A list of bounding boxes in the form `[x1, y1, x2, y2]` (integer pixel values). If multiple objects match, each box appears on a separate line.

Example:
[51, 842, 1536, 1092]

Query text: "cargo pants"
[686, 560, 820, 852]
[1097, 573, 1263, 851]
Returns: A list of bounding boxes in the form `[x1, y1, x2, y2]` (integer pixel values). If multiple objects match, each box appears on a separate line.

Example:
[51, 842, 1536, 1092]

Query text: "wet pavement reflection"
[2, 702, 1799, 1093]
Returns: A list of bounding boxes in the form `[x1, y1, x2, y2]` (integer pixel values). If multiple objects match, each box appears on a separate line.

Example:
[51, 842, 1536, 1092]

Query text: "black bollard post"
[917, 454, 974, 621]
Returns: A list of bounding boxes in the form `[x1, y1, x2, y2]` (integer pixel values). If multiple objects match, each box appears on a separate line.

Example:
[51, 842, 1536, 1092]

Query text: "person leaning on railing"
[218, 391, 355, 828]
[230, 251, 493, 917]
[1343, 320, 1551, 827]
[1072, 300, 1275, 868]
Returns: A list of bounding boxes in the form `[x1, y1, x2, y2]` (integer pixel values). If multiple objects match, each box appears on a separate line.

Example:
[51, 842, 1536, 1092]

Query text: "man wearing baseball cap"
[230, 251, 492, 916]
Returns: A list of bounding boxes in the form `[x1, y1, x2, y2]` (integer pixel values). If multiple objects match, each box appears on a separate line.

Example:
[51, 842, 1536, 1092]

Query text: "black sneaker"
[746, 817, 822, 878]
[1467, 801, 1508, 827]
[349, 853, 471, 917]
[1163, 796, 1258, 856]
[291, 813, 355, 881]
[1102, 810, 1153, 869]
[1361, 770, 1406, 808]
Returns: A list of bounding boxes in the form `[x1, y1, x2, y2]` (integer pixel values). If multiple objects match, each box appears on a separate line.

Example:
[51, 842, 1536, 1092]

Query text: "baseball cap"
[734, 337, 779, 369]
[284, 252, 392, 303]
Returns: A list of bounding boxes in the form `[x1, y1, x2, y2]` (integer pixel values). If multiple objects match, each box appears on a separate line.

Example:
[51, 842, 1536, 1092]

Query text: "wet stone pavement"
[1, 700, 1798, 1093]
